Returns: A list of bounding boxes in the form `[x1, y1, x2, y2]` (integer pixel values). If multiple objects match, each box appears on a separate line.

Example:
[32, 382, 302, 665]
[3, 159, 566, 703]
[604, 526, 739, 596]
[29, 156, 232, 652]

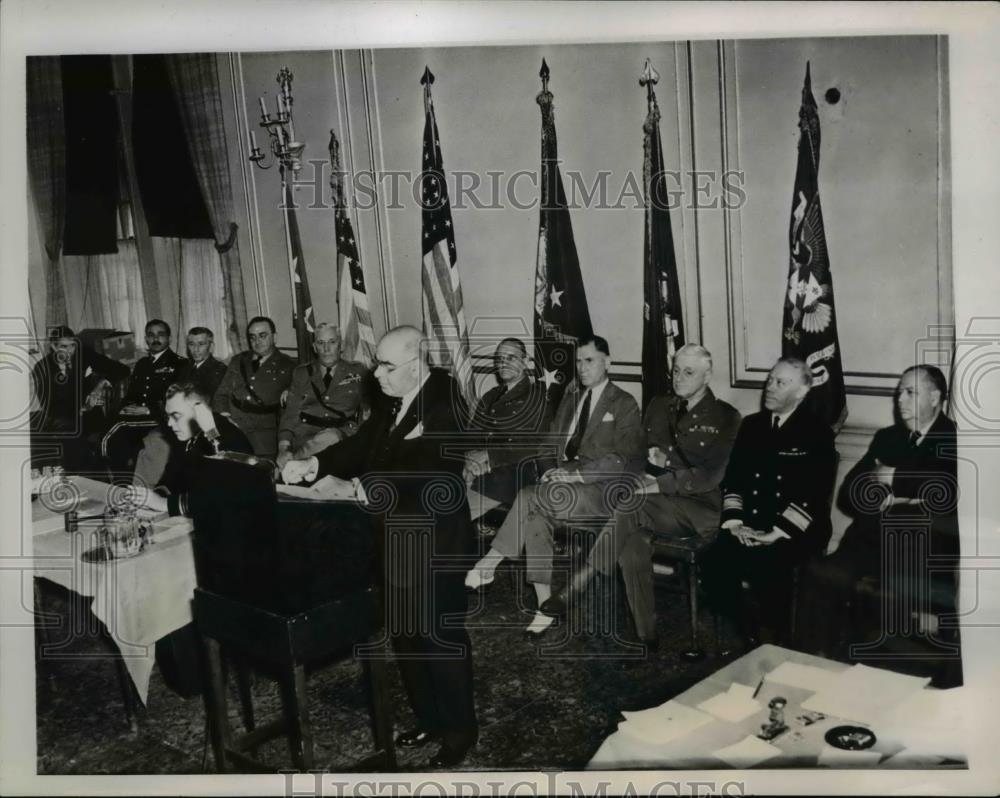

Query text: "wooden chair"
[648, 529, 718, 659]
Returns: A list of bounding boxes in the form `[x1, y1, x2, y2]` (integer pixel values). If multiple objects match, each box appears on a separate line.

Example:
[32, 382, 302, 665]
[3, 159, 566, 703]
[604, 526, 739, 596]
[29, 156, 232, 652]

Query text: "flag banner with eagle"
[640, 60, 684, 410]
[419, 67, 475, 403]
[330, 130, 376, 367]
[781, 62, 847, 431]
[533, 59, 593, 410]
[284, 181, 315, 364]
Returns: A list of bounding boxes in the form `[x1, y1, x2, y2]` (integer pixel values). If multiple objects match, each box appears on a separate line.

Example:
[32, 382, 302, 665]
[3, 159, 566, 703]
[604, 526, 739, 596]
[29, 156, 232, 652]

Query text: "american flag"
[330, 131, 376, 367]
[419, 66, 475, 402]
[285, 181, 314, 363]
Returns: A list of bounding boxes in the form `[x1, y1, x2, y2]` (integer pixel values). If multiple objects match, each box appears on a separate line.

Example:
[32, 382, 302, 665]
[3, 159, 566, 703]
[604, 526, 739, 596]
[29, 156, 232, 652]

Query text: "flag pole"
[280, 164, 299, 323]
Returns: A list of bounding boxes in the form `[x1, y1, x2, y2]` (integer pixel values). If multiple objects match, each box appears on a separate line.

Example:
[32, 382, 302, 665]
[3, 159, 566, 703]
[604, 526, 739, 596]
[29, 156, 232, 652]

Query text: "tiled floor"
[35, 563, 731, 774]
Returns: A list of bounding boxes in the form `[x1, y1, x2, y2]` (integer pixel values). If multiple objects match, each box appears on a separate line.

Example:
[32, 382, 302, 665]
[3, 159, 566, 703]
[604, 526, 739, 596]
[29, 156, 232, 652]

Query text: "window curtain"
[26, 56, 68, 329]
[62, 239, 148, 340]
[152, 237, 231, 360]
[164, 54, 248, 356]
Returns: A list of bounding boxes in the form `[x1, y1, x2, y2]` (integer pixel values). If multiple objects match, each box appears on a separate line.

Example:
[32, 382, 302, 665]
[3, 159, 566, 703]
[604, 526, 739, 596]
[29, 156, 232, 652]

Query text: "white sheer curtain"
[61, 239, 148, 341]
[152, 237, 231, 359]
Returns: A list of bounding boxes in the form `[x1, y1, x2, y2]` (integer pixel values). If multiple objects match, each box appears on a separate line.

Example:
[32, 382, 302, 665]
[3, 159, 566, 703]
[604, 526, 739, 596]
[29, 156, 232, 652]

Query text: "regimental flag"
[330, 130, 376, 367]
[639, 59, 684, 410]
[419, 66, 475, 403]
[781, 62, 847, 431]
[284, 181, 314, 364]
[533, 59, 593, 410]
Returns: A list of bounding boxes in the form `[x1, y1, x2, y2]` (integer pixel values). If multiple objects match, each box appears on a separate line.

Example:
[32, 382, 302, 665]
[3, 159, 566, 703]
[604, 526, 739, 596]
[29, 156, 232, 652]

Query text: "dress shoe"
[395, 728, 439, 748]
[539, 592, 567, 618]
[428, 742, 474, 768]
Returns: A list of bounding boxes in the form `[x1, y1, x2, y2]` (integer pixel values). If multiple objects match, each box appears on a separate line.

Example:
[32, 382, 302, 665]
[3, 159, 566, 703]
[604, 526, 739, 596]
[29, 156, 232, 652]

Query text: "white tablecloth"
[31, 477, 196, 704]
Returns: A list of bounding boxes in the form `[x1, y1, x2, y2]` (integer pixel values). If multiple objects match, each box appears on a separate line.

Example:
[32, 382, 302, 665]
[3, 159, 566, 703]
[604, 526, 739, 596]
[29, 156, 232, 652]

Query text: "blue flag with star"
[533, 59, 593, 410]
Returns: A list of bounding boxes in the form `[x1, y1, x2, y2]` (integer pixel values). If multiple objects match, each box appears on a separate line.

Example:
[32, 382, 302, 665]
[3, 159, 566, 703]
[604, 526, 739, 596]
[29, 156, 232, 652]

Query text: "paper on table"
[697, 682, 763, 723]
[712, 734, 782, 768]
[801, 663, 931, 726]
[817, 744, 882, 768]
[619, 701, 714, 745]
[276, 477, 359, 502]
[767, 661, 840, 693]
[878, 689, 966, 760]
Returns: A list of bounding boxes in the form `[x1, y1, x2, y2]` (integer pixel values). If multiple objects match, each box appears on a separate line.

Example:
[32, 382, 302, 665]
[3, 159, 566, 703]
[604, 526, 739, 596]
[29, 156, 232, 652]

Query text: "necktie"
[389, 397, 403, 429]
[676, 398, 688, 422]
[772, 414, 781, 433]
[323, 367, 333, 391]
[908, 430, 921, 448]
[564, 390, 592, 461]
[251, 356, 261, 374]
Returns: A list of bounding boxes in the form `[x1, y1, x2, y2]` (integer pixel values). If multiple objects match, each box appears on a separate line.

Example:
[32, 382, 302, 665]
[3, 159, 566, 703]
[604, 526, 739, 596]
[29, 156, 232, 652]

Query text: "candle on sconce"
[249, 130, 258, 154]
[259, 96, 269, 120]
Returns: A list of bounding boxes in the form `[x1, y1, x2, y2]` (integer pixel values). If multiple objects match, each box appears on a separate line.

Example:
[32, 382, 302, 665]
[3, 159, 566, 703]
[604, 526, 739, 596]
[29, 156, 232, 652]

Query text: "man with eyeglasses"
[281, 325, 478, 769]
[276, 323, 367, 470]
[213, 316, 296, 458]
[463, 337, 549, 505]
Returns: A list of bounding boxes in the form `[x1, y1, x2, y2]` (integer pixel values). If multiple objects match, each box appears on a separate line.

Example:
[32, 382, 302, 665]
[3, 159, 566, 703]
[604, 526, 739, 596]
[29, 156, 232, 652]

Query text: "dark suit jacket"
[178, 356, 228, 401]
[537, 380, 644, 482]
[838, 412, 958, 556]
[313, 368, 473, 587]
[720, 403, 838, 555]
[124, 349, 188, 411]
[31, 348, 128, 431]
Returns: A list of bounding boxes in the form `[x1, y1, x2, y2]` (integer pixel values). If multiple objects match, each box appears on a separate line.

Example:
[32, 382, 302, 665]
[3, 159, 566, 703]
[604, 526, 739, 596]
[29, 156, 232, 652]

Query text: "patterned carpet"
[34, 555, 733, 774]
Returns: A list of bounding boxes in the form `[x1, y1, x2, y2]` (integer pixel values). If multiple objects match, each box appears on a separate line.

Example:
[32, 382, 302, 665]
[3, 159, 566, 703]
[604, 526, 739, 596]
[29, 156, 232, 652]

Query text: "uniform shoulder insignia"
[338, 372, 363, 385]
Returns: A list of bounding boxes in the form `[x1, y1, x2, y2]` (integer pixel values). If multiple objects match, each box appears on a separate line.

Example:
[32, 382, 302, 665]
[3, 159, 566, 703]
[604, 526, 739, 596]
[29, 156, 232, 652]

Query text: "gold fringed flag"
[533, 59, 593, 410]
[330, 130, 376, 367]
[419, 66, 475, 402]
[640, 59, 684, 410]
[781, 62, 847, 431]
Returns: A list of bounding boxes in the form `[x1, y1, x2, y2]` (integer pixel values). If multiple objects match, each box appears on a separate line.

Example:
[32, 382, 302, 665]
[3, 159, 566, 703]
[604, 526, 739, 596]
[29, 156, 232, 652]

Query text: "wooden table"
[588, 644, 966, 770]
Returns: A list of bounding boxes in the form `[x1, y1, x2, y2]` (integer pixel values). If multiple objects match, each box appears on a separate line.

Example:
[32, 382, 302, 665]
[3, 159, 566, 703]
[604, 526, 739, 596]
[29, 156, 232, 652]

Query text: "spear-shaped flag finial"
[539, 58, 550, 91]
[639, 58, 660, 87]
[421, 65, 435, 86]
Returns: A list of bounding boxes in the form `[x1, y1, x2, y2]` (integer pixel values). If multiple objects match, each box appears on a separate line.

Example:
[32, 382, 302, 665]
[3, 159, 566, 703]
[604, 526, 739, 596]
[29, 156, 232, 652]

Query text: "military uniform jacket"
[470, 377, 550, 470]
[313, 369, 473, 588]
[643, 388, 741, 499]
[213, 349, 296, 455]
[537, 380, 644, 482]
[278, 359, 367, 448]
[124, 349, 187, 411]
[178, 356, 228, 401]
[720, 403, 838, 553]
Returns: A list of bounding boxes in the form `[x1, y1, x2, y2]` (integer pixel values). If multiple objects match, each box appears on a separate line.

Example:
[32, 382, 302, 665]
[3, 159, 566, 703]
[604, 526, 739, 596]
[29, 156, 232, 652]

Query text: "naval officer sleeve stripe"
[775, 502, 812, 536]
[720, 492, 744, 524]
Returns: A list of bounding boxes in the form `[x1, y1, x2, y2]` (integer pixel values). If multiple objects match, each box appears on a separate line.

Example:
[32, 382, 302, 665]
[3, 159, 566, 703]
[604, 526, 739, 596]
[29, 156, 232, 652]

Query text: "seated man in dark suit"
[282, 325, 478, 768]
[701, 357, 838, 647]
[178, 326, 228, 401]
[137, 381, 253, 518]
[541, 344, 741, 646]
[465, 335, 644, 635]
[798, 365, 959, 662]
[30, 325, 128, 472]
[462, 336, 550, 506]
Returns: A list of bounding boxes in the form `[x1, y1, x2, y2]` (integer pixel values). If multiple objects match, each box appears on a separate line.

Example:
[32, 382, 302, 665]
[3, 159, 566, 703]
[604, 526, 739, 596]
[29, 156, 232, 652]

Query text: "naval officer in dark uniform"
[701, 356, 838, 647]
[541, 344, 741, 644]
[121, 319, 187, 414]
[213, 316, 295, 459]
[276, 323, 366, 469]
[178, 326, 228, 401]
[462, 337, 550, 505]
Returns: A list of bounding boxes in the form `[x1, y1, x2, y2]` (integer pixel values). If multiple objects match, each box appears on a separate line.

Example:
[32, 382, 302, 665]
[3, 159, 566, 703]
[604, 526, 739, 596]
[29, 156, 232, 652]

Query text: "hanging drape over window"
[26, 56, 68, 328]
[152, 237, 231, 359]
[62, 239, 148, 340]
[164, 54, 248, 356]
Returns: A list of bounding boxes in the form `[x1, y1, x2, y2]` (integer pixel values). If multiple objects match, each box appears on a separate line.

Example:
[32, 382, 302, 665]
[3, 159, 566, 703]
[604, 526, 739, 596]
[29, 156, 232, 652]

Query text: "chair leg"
[366, 654, 397, 769]
[688, 562, 699, 650]
[202, 637, 232, 772]
[280, 663, 314, 771]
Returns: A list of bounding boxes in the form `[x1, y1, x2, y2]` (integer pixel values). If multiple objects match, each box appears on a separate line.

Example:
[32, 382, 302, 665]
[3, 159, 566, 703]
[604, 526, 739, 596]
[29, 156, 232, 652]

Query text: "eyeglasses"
[373, 355, 418, 375]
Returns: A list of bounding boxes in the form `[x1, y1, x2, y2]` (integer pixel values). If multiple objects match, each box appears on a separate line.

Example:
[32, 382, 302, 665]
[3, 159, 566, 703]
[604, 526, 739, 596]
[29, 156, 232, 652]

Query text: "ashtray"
[825, 725, 876, 750]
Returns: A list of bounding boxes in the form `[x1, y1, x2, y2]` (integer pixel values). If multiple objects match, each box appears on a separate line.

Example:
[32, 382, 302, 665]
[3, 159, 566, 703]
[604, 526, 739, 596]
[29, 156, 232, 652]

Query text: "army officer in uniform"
[276, 323, 366, 469]
[541, 344, 741, 645]
[463, 337, 550, 505]
[213, 316, 295, 458]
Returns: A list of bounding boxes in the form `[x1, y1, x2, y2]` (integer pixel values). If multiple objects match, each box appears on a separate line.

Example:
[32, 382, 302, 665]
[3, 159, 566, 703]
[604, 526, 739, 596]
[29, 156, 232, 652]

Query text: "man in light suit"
[282, 325, 478, 768]
[465, 335, 644, 635]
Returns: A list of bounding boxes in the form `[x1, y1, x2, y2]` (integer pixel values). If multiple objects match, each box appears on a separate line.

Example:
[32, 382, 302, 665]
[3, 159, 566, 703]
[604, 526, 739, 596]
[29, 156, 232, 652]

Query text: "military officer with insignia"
[121, 319, 187, 414]
[213, 316, 296, 459]
[177, 326, 228, 401]
[701, 356, 838, 647]
[463, 337, 550, 505]
[540, 344, 741, 646]
[275, 323, 366, 469]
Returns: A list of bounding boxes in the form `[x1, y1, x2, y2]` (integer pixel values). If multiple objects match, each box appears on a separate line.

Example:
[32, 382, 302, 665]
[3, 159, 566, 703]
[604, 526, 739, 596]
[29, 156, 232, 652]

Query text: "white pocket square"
[602, 412, 615, 422]
[403, 422, 424, 440]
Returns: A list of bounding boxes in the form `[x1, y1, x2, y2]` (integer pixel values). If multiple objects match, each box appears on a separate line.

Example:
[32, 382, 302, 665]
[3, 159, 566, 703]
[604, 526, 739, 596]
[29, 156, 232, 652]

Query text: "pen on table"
[752, 675, 765, 699]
